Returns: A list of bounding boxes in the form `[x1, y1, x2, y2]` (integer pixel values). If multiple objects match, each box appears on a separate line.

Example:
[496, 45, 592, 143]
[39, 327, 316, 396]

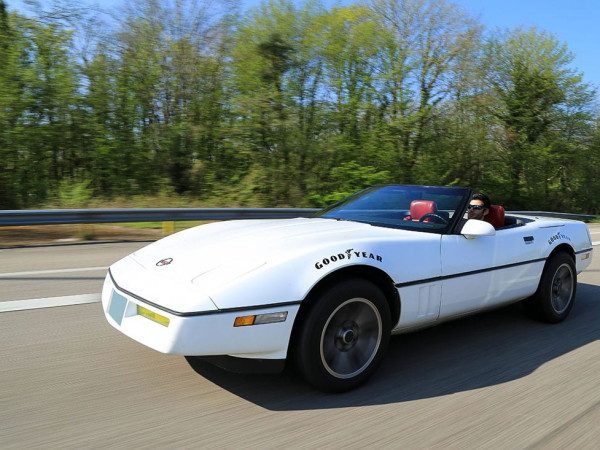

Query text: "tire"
[523, 252, 577, 323]
[295, 279, 391, 392]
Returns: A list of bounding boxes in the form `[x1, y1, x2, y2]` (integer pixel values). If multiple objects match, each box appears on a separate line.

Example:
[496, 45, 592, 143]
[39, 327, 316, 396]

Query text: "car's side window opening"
[495, 216, 532, 231]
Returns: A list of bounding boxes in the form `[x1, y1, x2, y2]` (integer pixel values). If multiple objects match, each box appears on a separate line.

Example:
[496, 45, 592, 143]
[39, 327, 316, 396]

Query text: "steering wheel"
[418, 213, 448, 225]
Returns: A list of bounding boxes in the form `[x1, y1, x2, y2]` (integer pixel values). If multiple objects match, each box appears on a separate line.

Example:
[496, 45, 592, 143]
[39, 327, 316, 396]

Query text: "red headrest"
[485, 205, 505, 229]
[409, 200, 437, 220]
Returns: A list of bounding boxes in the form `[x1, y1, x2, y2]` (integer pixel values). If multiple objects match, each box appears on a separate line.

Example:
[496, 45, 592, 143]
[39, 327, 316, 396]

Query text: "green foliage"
[52, 179, 93, 208]
[308, 161, 390, 207]
[483, 28, 596, 209]
[0, 1, 599, 214]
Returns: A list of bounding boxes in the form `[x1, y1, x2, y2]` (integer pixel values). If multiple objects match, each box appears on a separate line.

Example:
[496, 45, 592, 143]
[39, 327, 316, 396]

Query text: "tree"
[483, 28, 596, 208]
[0, 6, 79, 207]
[231, 0, 329, 204]
[370, 0, 481, 182]
[0, 0, 20, 207]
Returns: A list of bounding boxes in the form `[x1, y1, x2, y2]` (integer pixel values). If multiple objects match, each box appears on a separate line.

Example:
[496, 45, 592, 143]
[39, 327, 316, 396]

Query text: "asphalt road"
[0, 242, 148, 302]
[1, 229, 600, 448]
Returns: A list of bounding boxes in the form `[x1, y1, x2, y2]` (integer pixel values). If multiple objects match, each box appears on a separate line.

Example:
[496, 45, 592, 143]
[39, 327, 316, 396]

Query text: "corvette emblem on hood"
[156, 258, 173, 267]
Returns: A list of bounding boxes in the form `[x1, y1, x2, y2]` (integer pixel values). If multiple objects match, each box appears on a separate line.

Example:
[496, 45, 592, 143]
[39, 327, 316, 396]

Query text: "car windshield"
[317, 185, 471, 233]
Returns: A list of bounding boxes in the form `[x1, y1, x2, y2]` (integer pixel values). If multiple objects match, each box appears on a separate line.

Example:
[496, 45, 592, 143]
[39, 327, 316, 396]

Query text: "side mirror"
[461, 219, 496, 239]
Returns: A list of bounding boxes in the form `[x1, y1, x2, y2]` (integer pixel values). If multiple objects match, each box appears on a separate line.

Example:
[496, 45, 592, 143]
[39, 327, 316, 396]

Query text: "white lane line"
[593, 241, 600, 246]
[0, 266, 107, 278]
[0, 293, 101, 313]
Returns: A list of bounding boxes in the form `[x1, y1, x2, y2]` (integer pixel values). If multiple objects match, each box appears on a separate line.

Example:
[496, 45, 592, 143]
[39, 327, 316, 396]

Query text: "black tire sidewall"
[296, 279, 391, 392]
[536, 252, 577, 323]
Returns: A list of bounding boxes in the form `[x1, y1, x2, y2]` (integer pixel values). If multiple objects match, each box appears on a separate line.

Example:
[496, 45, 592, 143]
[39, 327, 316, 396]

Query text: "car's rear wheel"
[295, 279, 391, 392]
[523, 252, 576, 323]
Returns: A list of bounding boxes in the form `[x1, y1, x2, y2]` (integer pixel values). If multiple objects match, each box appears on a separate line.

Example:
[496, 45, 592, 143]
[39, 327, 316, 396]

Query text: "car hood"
[109, 218, 422, 312]
[128, 218, 383, 279]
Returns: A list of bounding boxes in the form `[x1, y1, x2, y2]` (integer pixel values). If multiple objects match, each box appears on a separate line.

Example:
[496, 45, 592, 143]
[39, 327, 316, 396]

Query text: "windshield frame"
[315, 184, 472, 235]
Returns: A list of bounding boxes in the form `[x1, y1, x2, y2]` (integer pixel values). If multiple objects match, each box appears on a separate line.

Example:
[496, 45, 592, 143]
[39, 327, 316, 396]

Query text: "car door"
[439, 225, 544, 319]
[387, 231, 443, 332]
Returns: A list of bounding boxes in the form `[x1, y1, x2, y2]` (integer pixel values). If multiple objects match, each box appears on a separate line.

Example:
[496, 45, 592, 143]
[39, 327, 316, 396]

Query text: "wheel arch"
[287, 265, 400, 359]
[547, 243, 575, 262]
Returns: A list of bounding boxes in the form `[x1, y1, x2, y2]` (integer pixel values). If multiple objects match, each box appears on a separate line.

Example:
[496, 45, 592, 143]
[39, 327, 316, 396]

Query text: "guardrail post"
[162, 221, 175, 236]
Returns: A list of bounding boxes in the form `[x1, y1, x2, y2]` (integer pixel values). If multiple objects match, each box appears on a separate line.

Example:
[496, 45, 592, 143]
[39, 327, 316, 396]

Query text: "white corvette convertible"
[102, 185, 593, 391]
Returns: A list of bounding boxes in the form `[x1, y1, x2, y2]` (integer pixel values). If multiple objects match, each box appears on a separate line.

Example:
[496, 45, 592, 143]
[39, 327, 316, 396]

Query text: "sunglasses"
[467, 204, 486, 211]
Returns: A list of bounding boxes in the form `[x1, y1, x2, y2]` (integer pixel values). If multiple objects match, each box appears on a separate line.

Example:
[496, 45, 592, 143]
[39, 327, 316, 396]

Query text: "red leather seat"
[485, 205, 505, 229]
[406, 200, 437, 221]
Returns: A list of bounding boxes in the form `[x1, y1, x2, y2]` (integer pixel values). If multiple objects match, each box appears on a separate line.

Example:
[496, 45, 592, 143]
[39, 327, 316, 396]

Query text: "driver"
[467, 193, 491, 220]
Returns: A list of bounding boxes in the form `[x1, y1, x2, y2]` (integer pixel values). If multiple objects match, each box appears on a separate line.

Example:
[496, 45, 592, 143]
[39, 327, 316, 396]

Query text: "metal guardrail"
[0, 208, 595, 227]
[509, 211, 597, 222]
[0, 208, 321, 227]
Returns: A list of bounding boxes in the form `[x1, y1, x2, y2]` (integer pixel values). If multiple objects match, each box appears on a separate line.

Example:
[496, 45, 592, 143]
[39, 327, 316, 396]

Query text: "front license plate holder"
[108, 290, 128, 325]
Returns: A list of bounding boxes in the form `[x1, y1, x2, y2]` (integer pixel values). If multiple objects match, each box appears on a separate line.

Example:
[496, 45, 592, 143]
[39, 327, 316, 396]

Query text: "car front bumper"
[101, 273, 300, 360]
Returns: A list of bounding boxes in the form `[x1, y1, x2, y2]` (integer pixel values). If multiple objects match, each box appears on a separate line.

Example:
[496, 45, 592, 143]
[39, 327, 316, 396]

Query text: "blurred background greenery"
[1, 0, 599, 212]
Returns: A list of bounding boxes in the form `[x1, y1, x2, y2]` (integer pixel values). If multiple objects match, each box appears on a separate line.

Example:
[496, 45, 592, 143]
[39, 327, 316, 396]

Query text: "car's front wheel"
[295, 279, 391, 392]
[524, 251, 577, 323]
